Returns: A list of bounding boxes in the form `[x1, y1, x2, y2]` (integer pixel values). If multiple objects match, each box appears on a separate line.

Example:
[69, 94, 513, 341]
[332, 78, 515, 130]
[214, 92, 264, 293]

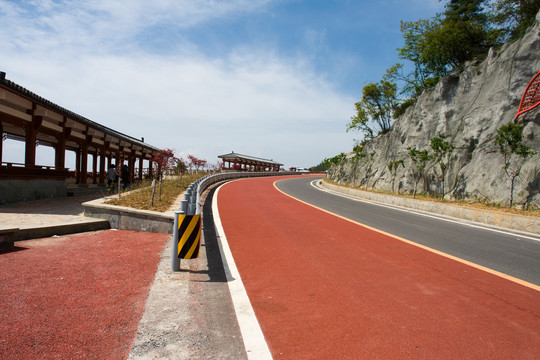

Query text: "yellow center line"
[273, 180, 540, 292]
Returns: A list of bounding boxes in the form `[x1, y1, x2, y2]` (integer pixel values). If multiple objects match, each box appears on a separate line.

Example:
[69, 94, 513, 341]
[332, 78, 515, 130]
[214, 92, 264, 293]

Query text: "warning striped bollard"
[177, 214, 201, 259]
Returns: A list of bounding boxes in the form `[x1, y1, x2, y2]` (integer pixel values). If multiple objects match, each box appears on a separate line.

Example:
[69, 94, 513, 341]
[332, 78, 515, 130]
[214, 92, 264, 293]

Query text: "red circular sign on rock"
[516, 70, 540, 118]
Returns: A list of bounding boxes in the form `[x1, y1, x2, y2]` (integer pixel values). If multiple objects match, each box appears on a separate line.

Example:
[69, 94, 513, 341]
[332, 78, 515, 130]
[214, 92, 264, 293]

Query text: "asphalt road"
[275, 176, 540, 286]
[218, 175, 540, 359]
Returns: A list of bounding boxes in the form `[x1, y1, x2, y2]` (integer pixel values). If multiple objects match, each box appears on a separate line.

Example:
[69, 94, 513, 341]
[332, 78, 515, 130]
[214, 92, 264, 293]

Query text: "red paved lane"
[0, 230, 168, 360]
[218, 176, 540, 359]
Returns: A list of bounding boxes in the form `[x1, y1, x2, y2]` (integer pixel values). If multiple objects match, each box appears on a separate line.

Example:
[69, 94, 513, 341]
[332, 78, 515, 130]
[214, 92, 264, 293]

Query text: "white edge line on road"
[311, 180, 540, 243]
[212, 183, 273, 360]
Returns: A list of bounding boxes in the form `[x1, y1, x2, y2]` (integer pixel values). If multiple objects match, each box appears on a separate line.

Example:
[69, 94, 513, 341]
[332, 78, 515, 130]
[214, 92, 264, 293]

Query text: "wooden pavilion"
[218, 151, 283, 172]
[0, 72, 161, 203]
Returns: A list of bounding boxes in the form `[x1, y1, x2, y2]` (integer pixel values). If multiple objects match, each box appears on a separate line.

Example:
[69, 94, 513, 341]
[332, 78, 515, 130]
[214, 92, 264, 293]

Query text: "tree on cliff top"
[385, 0, 517, 105]
[490, 0, 540, 41]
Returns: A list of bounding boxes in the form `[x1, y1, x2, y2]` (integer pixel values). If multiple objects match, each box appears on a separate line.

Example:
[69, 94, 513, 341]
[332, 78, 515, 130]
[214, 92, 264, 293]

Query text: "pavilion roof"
[0, 72, 160, 155]
[218, 151, 283, 166]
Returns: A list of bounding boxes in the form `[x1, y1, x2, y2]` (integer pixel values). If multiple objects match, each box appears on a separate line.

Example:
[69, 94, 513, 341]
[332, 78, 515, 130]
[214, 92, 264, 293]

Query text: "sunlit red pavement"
[0, 230, 167, 360]
[217, 176, 540, 359]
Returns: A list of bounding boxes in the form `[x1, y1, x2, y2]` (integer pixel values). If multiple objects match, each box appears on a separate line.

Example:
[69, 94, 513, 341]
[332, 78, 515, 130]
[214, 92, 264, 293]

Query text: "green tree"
[390, 19, 443, 98]
[393, 0, 495, 94]
[495, 122, 536, 207]
[347, 80, 398, 140]
[316, 153, 348, 172]
[430, 133, 455, 200]
[388, 159, 405, 193]
[408, 147, 431, 198]
[490, 0, 540, 41]
[422, 18, 491, 73]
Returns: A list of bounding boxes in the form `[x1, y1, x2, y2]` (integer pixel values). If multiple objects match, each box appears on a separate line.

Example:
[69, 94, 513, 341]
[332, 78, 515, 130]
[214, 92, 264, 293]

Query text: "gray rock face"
[328, 12, 540, 208]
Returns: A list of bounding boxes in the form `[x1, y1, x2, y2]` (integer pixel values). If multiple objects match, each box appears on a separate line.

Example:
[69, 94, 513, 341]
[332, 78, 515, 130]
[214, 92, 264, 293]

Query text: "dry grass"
[323, 178, 540, 218]
[104, 174, 204, 212]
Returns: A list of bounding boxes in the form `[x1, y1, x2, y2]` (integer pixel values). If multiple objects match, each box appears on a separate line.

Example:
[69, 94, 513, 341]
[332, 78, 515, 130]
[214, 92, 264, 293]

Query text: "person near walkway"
[107, 164, 117, 192]
[121, 164, 130, 191]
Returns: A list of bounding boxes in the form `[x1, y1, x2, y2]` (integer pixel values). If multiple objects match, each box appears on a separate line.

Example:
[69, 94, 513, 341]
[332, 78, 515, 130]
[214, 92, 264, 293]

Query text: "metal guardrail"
[171, 171, 299, 270]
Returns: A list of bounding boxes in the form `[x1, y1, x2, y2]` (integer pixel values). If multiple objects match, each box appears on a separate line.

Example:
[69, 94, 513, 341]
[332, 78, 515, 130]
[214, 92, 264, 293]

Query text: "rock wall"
[328, 12, 540, 208]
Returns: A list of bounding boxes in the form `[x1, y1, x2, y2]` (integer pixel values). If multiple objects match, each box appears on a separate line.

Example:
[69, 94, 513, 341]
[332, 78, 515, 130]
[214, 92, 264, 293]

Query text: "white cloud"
[1, 0, 273, 52]
[0, 0, 356, 168]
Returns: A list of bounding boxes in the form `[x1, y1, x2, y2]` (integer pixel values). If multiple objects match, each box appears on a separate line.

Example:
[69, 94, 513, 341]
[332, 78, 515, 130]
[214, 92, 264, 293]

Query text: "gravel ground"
[127, 186, 247, 360]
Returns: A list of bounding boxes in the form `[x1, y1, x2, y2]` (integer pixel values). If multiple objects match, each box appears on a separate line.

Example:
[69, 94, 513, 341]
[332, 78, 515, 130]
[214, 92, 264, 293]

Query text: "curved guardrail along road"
[216, 175, 540, 360]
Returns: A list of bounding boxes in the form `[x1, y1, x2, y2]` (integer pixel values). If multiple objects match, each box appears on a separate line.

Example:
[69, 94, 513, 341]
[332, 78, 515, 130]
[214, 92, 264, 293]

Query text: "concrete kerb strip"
[319, 180, 540, 236]
[82, 193, 181, 234]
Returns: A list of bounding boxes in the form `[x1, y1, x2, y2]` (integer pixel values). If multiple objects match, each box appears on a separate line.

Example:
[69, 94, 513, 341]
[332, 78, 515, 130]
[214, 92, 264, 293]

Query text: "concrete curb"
[12, 220, 111, 241]
[83, 196, 176, 234]
[320, 180, 540, 235]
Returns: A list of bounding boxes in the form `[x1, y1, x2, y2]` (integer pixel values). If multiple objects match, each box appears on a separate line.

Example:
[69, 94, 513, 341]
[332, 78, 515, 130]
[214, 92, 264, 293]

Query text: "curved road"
[276, 176, 540, 286]
[216, 175, 540, 360]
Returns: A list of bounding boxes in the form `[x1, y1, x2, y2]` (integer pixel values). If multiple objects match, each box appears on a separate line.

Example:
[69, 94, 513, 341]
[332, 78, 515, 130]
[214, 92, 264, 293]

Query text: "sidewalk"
[0, 187, 247, 359]
[0, 194, 110, 240]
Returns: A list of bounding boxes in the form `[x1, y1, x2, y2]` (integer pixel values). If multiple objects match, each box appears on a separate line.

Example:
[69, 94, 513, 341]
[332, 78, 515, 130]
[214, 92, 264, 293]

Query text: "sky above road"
[0, 0, 444, 169]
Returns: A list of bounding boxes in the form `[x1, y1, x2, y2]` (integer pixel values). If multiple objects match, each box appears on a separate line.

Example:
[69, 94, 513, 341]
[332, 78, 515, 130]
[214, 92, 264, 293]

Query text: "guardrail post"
[180, 199, 188, 214]
[171, 210, 182, 271]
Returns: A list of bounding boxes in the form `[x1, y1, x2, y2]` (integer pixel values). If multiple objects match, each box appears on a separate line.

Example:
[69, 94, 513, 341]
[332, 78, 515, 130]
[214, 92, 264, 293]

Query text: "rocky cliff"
[328, 11, 540, 208]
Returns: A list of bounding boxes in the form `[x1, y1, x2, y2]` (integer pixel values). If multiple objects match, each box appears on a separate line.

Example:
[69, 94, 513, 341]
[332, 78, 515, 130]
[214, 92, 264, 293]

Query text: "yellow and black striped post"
[176, 214, 201, 259]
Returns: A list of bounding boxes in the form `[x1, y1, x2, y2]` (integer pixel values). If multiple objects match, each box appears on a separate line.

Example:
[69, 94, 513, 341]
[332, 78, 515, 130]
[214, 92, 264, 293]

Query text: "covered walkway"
[0, 72, 161, 203]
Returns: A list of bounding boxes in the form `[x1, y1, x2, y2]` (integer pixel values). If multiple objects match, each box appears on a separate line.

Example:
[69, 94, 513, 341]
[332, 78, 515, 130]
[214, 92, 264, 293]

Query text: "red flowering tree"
[187, 154, 208, 172]
[152, 148, 178, 178]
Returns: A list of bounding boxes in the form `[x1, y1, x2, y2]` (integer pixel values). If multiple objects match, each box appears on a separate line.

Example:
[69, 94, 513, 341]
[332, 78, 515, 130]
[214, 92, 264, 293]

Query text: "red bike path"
[217, 176, 540, 359]
[0, 230, 168, 359]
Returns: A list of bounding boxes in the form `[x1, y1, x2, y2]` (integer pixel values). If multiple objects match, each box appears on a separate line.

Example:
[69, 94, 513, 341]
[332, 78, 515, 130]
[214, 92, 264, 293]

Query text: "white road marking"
[212, 183, 273, 360]
[310, 180, 540, 243]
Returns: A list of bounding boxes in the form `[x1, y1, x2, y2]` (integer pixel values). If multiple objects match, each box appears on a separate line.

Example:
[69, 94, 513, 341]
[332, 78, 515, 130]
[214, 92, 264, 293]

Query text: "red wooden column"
[75, 147, 81, 183]
[80, 142, 88, 185]
[99, 146, 106, 185]
[92, 150, 98, 184]
[128, 152, 134, 184]
[25, 104, 41, 167]
[116, 152, 121, 172]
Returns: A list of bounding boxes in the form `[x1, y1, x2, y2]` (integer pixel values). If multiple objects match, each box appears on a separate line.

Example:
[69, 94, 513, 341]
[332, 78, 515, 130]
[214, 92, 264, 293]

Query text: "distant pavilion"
[218, 152, 283, 172]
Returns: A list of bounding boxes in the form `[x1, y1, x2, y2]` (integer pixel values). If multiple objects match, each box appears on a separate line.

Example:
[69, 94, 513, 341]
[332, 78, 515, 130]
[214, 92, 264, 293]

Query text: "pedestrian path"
[0, 194, 110, 240]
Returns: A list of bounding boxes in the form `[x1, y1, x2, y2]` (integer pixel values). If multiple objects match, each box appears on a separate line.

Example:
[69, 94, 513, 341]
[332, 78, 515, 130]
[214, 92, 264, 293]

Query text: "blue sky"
[0, 0, 444, 169]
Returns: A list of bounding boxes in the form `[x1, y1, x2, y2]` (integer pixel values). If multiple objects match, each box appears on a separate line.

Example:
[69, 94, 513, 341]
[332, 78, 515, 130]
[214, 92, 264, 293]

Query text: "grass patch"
[105, 173, 204, 212]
